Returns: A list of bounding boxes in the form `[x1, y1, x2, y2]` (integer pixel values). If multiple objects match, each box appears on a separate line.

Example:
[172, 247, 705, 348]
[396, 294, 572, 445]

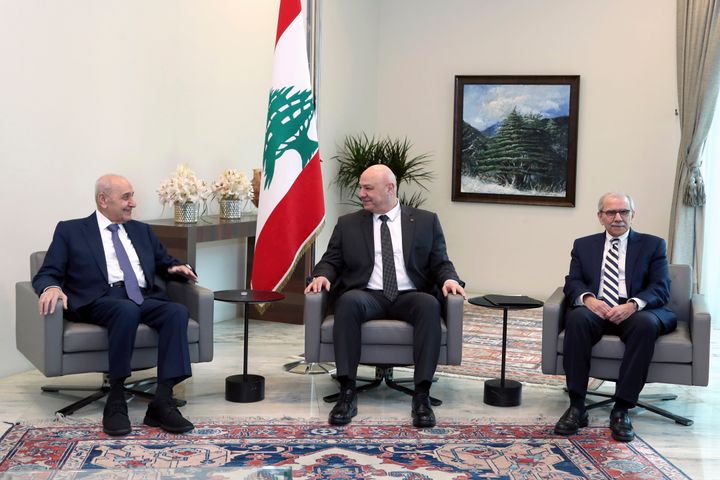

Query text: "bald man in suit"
[33, 174, 198, 436]
[554, 192, 677, 442]
[305, 164, 466, 428]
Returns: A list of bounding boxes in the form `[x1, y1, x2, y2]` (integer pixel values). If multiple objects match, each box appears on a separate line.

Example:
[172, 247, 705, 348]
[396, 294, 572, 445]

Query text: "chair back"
[30, 251, 46, 278]
[667, 264, 692, 324]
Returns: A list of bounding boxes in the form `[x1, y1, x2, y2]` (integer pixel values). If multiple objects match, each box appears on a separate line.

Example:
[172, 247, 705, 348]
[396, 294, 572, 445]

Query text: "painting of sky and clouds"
[463, 84, 570, 132]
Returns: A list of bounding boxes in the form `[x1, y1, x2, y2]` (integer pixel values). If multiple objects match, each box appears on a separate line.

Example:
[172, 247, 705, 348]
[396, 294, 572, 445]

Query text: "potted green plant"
[332, 134, 434, 208]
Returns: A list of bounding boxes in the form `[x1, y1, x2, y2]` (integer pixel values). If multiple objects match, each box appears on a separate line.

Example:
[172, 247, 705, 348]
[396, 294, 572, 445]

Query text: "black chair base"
[323, 366, 442, 406]
[584, 390, 693, 426]
[41, 374, 186, 417]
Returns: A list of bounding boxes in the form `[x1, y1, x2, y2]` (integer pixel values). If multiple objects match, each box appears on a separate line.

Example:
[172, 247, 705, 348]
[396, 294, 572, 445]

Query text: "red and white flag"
[251, 0, 325, 293]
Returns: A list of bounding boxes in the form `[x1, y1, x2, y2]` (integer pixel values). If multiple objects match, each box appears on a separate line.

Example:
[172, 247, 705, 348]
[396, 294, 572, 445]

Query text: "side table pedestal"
[468, 294, 543, 408]
[226, 374, 265, 403]
[214, 289, 285, 403]
[484, 378, 522, 407]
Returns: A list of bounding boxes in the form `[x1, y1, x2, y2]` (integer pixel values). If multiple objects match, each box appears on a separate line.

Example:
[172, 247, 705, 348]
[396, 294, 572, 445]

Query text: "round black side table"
[468, 295, 543, 407]
[214, 289, 285, 402]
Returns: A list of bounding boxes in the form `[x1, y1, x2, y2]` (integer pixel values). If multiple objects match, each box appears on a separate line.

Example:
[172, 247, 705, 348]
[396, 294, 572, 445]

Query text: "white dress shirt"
[367, 202, 416, 292]
[576, 230, 646, 310]
[96, 211, 148, 288]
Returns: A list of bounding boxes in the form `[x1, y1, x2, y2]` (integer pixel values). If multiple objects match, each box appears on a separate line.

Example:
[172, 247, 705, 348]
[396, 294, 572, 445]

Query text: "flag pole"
[283, 0, 334, 375]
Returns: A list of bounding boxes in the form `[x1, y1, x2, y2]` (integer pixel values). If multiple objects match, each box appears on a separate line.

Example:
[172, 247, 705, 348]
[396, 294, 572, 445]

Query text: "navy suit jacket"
[312, 205, 463, 301]
[32, 213, 183, 312]
[563, 229, 677, 331]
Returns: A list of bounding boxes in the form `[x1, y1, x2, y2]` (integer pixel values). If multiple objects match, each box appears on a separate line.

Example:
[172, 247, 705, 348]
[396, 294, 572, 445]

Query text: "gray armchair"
[541, 263, 711, 425]
[304, 290, 464, 405]
[15, 251, 215, 417]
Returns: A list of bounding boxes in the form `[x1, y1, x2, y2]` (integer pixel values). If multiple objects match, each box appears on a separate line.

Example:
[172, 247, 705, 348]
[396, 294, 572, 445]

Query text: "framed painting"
[451, 75, 579, 206]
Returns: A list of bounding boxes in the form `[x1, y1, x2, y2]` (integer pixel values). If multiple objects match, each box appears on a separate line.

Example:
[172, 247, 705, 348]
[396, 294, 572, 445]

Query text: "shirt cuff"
[629, 297, 646, 311]
[576, 292, 594, 306]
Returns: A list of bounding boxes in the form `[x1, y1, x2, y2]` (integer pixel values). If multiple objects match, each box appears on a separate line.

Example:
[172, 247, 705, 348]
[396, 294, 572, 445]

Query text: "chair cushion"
[63, 319, 201, 353]
[557, 321, 692, 363]
[320, 316, 447, 346]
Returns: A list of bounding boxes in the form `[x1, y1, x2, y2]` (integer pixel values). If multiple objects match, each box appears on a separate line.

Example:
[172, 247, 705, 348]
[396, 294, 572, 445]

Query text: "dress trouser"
[562, 306, 664, 405]
[332, 289, 442, 385]
[74, 286, 192, 383]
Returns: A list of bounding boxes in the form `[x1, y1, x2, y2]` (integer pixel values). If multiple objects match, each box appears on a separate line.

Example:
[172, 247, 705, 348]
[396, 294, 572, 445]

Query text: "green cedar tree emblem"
[263, 86, 318, 189]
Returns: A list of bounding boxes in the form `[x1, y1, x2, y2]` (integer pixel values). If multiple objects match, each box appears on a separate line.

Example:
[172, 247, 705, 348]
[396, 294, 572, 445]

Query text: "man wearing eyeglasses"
[554, 192, 676, 442]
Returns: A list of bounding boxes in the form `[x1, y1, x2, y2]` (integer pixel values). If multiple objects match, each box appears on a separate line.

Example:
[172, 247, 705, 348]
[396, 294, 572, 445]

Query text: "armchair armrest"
[690, 292, 711, 386]
[444, 293, 464, 365]
[15, 281, 64, 377]
[166, 280, 215, 362]
[303, 290, 328, 363]
[541, 286, 567, 374]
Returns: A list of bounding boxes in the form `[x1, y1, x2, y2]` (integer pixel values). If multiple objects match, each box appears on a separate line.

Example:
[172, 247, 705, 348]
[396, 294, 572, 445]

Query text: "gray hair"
[597, 192, 635, 212]
[95, 174, 125, 204]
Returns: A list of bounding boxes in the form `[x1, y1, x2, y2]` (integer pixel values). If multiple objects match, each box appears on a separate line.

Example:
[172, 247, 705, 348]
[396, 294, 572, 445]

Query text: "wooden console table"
[146, 215, 308, 324]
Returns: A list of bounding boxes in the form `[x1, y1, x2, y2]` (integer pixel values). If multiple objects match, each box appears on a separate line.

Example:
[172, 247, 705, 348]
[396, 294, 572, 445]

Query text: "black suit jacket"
[563, 229, 677, 331]
[312, 205, 463, 301]
[32, 213, 183, 312]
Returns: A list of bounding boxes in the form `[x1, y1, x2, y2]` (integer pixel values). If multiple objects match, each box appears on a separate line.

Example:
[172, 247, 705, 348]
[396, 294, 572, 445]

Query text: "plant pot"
[219, 198, 244, 219]
[174, 202, 199, 223]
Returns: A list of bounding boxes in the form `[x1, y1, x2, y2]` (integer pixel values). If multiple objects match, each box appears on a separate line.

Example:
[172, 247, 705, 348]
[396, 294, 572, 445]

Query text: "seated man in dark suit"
[33, 174, 198, 436]
[305, 164, 466, 428]
[554, 192, 677, 442]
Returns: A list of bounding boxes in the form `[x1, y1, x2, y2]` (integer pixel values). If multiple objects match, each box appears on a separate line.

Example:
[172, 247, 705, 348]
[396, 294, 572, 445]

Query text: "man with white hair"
[554, 192, 677, 442]
[33, 174, 197, 436]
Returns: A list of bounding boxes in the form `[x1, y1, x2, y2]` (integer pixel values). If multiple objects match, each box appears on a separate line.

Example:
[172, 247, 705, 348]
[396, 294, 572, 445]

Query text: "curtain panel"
[669, 0, 720, 289]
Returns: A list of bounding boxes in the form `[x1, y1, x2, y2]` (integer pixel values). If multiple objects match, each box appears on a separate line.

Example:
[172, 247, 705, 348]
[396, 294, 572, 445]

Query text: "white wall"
[0, 0, 679, 376]
[0, 0, 280, 376]
[315, 1, 381, 251]
[368, 0, 679, 298]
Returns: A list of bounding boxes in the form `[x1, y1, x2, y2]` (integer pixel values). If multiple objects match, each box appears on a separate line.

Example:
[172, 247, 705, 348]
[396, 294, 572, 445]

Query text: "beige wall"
[0, 0, 280, 376]
[0, 0, 678, 376]
[367, 0, 679, 298]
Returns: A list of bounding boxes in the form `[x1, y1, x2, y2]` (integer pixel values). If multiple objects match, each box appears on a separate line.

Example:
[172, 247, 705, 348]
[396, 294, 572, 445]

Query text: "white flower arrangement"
[211, 169, 254, 201]
[156, 165, 210, 205]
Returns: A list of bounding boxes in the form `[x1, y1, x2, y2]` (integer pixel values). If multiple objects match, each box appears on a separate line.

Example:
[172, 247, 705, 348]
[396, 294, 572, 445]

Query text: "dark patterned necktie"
[379, 215, 399, 302]
[107, 224, 144, 305]
[601, 238, 620, 307]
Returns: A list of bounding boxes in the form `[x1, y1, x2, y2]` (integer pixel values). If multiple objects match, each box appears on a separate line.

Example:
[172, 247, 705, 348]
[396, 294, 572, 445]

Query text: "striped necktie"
[601, 238, 620, 307]
[379, 215, 399, 302]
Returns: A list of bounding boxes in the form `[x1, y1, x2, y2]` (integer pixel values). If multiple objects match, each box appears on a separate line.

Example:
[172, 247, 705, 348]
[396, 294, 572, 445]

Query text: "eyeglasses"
[600, 209, 632, 218]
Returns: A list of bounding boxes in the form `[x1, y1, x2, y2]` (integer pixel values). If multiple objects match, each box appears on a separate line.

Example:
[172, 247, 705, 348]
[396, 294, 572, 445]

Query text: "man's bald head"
[358, 164, 398, 214]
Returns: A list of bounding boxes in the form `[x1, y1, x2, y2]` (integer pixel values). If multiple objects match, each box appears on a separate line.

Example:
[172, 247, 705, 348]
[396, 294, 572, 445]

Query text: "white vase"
[174, 202, 199, 223]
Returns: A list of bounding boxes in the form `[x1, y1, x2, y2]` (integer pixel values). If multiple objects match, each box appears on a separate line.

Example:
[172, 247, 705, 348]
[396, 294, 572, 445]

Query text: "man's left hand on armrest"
[442, 279, 467, 299]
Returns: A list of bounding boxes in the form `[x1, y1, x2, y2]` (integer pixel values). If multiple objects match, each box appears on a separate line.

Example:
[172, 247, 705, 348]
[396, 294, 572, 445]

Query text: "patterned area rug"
[0, 419, 689, 479]
[437, 303, 566, 386]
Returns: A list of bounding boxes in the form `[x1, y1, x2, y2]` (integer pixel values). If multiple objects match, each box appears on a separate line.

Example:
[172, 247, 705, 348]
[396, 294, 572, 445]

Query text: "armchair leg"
[41, 374, 186, 417]
[584, 390, 692, 426]
[323, 367, 443, 406]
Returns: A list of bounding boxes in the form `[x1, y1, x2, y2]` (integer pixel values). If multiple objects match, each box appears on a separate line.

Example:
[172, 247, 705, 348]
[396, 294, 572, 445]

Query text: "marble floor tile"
[1, 317, 718, 478]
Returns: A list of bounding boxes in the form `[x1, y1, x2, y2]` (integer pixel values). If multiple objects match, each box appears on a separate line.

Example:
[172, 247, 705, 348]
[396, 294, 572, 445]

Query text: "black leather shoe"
[609, 409, 635, 442]
[554, 406, 589, 436]
[143, 399, 194, 433]
[411, 393, 436, 428]
[329, 388, 357, 426]
[103, 398, 131, 436]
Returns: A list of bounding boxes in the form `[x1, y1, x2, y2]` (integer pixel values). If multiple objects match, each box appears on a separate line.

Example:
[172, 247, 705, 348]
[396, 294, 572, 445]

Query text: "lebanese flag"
[251, 0, 325, 293]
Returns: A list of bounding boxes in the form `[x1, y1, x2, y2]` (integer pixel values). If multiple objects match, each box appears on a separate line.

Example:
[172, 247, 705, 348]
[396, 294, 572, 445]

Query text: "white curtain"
[668, 0, 720, 290]
[700, 100, 719, 317]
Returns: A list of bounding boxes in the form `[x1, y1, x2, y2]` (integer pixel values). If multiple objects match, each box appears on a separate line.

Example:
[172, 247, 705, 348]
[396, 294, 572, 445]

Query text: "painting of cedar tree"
[452, 75, 579, 207]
